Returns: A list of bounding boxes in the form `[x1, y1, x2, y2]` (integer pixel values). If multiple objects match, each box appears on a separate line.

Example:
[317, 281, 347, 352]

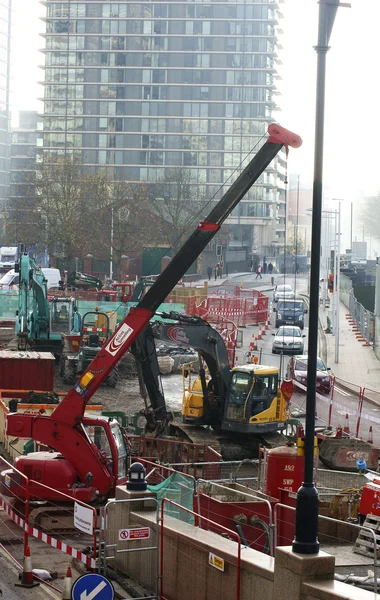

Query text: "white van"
[42, 267, 62, 290]
[0, 267, 61, 291]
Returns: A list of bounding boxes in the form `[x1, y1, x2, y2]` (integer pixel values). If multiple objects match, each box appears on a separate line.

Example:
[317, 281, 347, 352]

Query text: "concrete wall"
[109, 486, 376, 600]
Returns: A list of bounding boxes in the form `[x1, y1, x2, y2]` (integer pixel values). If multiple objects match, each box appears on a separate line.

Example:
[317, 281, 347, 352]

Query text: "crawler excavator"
[15, 253, 81, 355]
[2, 124, 302, 515]
[131, 312, 294, 458]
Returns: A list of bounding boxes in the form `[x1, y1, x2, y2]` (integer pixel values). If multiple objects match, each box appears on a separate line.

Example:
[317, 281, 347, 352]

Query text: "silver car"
[273, 284, 295, 302]
[272, 326, 305, 354]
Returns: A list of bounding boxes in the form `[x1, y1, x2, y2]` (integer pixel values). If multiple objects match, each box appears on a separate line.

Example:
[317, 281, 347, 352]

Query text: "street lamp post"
[292, 0, 345, 555]
[335, 201, 341, 363]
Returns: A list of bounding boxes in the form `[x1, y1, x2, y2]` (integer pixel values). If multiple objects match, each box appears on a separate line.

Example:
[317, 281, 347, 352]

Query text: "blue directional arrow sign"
[71, 573, 114, 600]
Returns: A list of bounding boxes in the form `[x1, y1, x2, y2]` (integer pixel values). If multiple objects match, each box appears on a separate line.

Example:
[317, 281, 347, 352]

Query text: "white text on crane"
[105, 323, 134, 356]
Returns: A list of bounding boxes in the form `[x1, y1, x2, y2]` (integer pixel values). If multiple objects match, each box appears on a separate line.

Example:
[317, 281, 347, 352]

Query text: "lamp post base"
[292, 483, 319, 555]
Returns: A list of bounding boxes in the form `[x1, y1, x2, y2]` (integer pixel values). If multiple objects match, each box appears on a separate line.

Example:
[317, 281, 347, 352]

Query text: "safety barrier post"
[356, 387, 364, 439]
[161, 498, 241, 600]
[328, 376, 335, 427]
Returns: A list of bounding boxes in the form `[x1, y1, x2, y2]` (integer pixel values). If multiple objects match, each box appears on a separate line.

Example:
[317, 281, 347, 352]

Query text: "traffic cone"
[61, 567, 72, 599]
[368, 426, 373, 444]
[257, 328, 262, 340]
[265, 319, 270, 330]
[16, 546, 39, 588]
[250, 335, 257, 351]
[343, 413, 350, 435]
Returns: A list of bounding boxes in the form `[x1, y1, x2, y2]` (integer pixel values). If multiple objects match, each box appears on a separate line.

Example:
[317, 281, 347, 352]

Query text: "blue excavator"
[15, 253, 81, 355]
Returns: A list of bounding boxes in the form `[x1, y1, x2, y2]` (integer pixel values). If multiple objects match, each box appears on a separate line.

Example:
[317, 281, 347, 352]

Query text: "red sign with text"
[118, 527, 150, 541]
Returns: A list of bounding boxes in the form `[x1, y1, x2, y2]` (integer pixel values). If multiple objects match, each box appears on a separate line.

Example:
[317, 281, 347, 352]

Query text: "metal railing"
[348, 290, 375, 346]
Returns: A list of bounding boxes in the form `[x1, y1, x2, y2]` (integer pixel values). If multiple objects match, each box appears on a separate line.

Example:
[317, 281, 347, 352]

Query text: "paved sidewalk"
[186, 272, 275, 291]
[321, 302, 380, 391]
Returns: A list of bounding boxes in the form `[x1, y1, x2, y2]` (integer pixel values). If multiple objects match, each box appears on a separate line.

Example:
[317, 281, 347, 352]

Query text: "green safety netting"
[148, 472, 195, 525]
[0, 293, 185, 325]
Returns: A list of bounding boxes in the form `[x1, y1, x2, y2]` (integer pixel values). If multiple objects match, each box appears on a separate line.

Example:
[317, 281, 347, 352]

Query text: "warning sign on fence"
[74, 502, 94, 535]
[119, 527, 151, 541]
[209, 552, 225, 572]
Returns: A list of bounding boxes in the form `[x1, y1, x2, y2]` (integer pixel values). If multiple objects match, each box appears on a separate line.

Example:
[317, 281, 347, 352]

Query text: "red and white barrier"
[25, 523, 96, 569]
[0, 495, 95, 568]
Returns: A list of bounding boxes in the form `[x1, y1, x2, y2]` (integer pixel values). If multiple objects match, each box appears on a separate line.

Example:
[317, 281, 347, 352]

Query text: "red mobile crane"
[5, 125, 301, 504]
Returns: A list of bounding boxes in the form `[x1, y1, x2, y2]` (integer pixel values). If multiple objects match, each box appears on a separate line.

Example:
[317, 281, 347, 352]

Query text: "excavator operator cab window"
[250, 374, 277, 417]
[50, 301, 71, 334]
[226, 372, 252, 420]
[86, 425, 114, 474]
[111, 421, 128, 478]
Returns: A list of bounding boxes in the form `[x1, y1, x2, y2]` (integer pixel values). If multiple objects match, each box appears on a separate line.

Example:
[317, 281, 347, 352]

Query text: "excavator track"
[28, 504, 76, 535]
[168, 420, 289, 460]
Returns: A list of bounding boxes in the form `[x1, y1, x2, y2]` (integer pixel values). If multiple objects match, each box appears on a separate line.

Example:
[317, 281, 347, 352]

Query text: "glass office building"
[41, 0, 285, 267]
[0, 0, 11, 227]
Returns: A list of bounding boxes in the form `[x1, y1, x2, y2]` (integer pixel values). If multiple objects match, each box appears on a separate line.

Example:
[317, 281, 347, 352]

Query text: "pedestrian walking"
[263, 261, 268, 274]
[255, 265, 262, 279]
[207, 265, 212, 281]
[268, 262, 273, 275]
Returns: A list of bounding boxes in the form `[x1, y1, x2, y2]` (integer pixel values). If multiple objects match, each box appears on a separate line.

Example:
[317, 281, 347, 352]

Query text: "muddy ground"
[0, 326, 183, 417]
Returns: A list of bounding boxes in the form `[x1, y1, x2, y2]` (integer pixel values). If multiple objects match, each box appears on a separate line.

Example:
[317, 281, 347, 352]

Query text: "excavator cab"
[50, 297, 81, 335]
[222, 365, 287, 434]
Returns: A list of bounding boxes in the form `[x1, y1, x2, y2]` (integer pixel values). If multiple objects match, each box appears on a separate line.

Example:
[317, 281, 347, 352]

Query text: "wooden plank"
[357, 531, 380, 542]
[354, 538, 380, 549]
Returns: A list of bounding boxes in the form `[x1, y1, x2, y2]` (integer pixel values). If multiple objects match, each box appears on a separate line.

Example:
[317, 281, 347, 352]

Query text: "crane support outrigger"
[5, 125, 301, 502]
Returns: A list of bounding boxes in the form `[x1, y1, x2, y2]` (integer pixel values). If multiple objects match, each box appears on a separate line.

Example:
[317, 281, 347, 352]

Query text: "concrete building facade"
[0, 0, 11, 236]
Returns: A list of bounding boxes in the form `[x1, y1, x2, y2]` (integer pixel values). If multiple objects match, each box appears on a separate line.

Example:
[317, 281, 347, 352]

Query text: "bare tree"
[149, 168, 206, 253]
[92, 181, 167, 280]
[359, 194, 380, 241]
[34, 156, 110, 266]
[17, 156, 169, 275]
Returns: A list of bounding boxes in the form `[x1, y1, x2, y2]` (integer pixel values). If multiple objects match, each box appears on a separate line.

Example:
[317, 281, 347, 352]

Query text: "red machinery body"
[359, 480, 380, 518]
[2, 452, 97, 502]
[5, 125, 302, 500]
[5, 415, 126, 500]
[264, 446, 304, 499]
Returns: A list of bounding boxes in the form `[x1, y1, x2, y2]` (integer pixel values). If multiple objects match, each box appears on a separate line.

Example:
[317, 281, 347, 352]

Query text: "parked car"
[287, 355, 331, 394]
[273, 284, 295, 302]
[274, 299, 307, 329]
[272, 326, 305, 354]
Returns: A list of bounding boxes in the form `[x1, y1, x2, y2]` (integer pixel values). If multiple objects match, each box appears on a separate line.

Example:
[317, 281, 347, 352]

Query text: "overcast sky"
[10, 0, 380, 252]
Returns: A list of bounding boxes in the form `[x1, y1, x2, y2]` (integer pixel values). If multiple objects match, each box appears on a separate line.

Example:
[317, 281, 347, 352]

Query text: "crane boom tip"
[267, 124, 302, 148]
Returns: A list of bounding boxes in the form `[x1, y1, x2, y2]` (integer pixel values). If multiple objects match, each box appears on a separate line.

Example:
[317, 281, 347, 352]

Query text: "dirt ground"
[0, 325, 183, 417]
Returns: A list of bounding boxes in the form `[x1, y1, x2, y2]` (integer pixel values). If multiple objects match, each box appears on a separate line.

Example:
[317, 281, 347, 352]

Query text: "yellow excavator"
[183, 361, 290, 434]
[132, 313, 294, 453]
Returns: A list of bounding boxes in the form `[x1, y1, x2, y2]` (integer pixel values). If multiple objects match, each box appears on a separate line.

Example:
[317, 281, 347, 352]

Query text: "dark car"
[274, 299, 307, 329]
[287, 355, 332, 394]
